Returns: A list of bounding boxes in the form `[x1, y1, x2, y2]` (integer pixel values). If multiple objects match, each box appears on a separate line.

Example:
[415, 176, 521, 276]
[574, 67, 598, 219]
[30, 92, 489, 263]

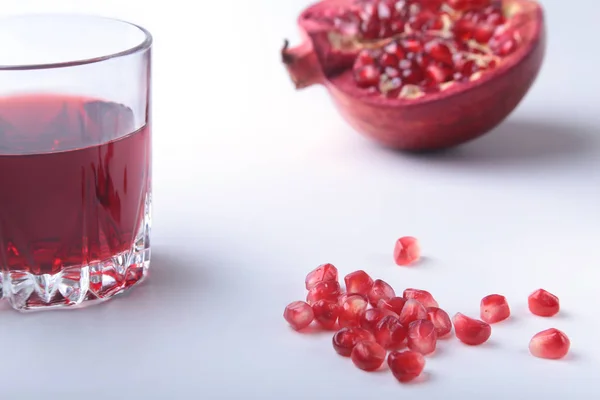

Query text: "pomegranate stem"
[281, 39, 324, 89]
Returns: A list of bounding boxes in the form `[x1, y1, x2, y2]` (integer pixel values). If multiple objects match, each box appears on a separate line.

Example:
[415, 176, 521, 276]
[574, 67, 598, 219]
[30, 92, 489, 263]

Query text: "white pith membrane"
[325, 1, 523, 99]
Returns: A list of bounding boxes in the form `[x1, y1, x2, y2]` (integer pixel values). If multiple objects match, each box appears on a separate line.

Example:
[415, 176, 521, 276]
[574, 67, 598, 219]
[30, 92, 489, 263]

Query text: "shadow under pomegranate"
[282, 0, 546, 151]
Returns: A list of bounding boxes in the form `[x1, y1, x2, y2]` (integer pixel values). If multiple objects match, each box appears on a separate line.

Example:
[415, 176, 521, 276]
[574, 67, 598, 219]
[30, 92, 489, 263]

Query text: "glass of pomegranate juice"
[0, 15, 152, 311]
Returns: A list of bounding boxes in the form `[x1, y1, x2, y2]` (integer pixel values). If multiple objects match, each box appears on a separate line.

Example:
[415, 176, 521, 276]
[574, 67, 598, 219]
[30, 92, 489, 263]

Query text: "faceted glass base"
[0, 194, 151, 312]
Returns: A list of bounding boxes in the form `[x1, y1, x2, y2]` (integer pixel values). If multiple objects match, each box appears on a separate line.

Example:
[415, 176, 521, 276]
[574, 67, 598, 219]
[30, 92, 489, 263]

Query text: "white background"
[0, 0, 598, 399]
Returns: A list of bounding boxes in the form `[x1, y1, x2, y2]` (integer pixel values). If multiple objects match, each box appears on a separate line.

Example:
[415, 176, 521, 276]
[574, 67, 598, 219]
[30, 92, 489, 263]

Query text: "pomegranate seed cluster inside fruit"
[284, 244, 571, 386]
[327, 0, 519, 98]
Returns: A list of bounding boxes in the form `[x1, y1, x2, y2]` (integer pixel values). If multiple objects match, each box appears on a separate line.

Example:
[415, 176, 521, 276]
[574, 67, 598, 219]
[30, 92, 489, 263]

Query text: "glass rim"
[0, 13, 152, 71]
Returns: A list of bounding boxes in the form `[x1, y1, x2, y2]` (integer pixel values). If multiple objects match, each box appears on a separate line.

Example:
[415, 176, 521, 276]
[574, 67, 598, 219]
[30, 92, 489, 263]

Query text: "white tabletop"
[0, 0, 598, 398]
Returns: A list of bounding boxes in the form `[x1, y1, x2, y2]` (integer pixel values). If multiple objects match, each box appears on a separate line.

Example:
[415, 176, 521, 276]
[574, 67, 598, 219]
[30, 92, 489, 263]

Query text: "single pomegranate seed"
[401, 38, 423, 53]
[351, 340, 387, 371]
[457, 59, 479, 77]
[480, 294, 510, 323]
[453, 313, 491, 345]
[426, 307, 452, 337]
[403, 288, 439, 308]
[407, 319, 437, 355]
[491, 33, 518, 56]
[393, 236, 421, 266]
[339, 294, 369, 327]
[368, 279, 396, 307]
[388, 350, 426, 383]
[312, 299, 340, 330]
[528, 289, 560, 317]
[375, 315, 407, 349]
[306, 280, 341, 305]
[284, 301, 314, 331]
[344, 270, 374, 296]
[355, 65, 381, 88]
[453, 19, 476, 41]
[529, 328, 570, 360]
[360, 13, 382, 40]
[398, 299, 428, 326]
[383, 41, 406, 60]
[473, 23, 495, 43]
[332, 326, 375, 357]
[378, 296, 406, 315]
[399, 60, 424, 85]
[338, 292, 367, 306]
[380, 52, 399, 68]
[360, 308, 399, 332]
[409, 10, 443, 31]
[355, 49, 377, 69]
[305, 263, 338, 290]
[425, 41, 453, 66]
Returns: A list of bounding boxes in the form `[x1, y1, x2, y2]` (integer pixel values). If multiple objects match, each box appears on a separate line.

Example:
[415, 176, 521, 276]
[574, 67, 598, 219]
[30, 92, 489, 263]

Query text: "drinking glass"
[0, 14, 152, 311]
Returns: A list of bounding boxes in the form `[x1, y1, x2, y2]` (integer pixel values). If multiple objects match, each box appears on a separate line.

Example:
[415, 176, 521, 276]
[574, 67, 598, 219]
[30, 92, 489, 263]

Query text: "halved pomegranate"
[282, 0, 545, 150]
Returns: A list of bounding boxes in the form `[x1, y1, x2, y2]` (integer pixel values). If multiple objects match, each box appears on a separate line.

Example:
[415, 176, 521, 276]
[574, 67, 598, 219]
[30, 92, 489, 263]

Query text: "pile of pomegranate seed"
[284, 245, 571, 385]
[331, 0, 518, 97]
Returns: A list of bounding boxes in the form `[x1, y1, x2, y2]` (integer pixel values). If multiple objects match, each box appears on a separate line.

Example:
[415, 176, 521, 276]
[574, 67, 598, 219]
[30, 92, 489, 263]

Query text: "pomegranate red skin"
[282, 0, 546, 151]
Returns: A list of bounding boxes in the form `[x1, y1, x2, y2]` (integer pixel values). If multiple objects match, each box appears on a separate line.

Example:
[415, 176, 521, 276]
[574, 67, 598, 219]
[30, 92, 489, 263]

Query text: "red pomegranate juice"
[0, 94, 151, 308]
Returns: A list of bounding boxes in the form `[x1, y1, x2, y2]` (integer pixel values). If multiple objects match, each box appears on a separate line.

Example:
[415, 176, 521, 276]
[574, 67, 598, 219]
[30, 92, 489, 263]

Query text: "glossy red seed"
[306, 280, 341, 305]
[380, 52, 399, 68]
[425, 41, 454, 66]
[351, 340, 387, 371]
[409, 10, 444, 31]
[378, 296, 407, 315]
[305, 263, 338, 290]
[284, 301, 315, 331]
[355, 49, 377, 69]
[403, 288, 439, 308]
[529, 328, 570, 360]
[368, 279, 396, 307]
[339, 294, 369, 327]
[407, 319, 437, 355]
[528, 289, 560, 317]
[457, 59, 479, 77]
[453, 19, 476, 40]
[388, 350, 426, 383]
[360, 308, 399, 332]
[473, 23, 496, 43]
[400, 61, 424, 84]
[426, 64, 452, 84]
[338, 292, 367, 306]
[355, 65, 381, 88]
[453, 313, 491, 345]
[333, 326, 375, 357]
[383, 41, 406, 60]
[393, 236, 421, 266]
[491, 32, 518, 56]
[399, 299, 428, 326]
[426, 307, 452, 336]
[401, 38, 423, 53]
[480, 294, 510, 323]
[344, 270, 374, 296]
[360, 13, 381, 40]
[312, 299, 340, 330]
[375, 315, 407, 349]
